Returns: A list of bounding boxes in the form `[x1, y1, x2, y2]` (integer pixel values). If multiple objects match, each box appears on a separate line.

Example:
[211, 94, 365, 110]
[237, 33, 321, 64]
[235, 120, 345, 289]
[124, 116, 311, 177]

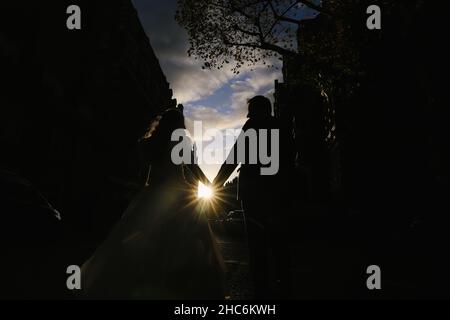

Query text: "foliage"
[176, 0, 325, 73]
[176, 0, 415, 92]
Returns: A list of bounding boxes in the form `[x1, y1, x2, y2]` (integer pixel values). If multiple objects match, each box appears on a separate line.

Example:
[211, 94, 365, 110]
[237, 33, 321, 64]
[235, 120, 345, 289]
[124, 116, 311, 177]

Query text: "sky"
[132, 0, 320, 181]
[132, 0, 284, 181]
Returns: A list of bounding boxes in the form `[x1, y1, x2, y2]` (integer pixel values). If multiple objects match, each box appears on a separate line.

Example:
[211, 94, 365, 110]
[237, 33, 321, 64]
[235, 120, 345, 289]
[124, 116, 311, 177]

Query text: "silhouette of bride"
[80, 109, 225, 299]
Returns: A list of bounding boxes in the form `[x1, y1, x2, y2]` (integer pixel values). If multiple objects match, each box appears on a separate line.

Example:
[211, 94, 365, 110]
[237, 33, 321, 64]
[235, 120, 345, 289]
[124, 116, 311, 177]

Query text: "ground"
[216, 237, 253, 300]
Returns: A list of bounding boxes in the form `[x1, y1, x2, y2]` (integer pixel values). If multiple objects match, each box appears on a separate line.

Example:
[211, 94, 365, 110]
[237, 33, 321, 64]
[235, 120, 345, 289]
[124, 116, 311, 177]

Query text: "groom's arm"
[214, 120, 252, 187]
[213, 141, 239, 187]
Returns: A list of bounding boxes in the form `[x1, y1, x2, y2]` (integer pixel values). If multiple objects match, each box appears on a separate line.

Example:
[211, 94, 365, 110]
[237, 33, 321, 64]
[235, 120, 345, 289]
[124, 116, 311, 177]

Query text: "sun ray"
[198, 182, 213, 199]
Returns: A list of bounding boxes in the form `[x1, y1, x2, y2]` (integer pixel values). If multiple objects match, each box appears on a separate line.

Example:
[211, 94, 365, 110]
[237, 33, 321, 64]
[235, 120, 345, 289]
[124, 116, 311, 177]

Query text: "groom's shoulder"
[242, 119, 253, 131]
[243, 117, 279, 130]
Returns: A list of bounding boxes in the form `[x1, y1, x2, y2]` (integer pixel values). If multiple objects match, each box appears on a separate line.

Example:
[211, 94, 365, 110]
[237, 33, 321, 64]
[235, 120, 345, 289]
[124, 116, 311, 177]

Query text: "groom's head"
[247, 96, 272, 119]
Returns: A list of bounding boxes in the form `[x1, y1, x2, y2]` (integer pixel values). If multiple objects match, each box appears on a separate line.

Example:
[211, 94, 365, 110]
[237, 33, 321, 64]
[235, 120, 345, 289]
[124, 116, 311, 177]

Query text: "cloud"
[133, 0, 283, 180]
[134, 0, 235, 103]
[134, 0, 282, 106]
[166, 56, 235, 103]
[184, 66, 281, 138]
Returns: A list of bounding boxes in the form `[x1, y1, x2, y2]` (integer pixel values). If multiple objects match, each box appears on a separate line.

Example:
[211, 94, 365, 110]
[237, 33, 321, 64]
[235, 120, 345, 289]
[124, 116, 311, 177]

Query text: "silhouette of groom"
[213, 96, 294, 299]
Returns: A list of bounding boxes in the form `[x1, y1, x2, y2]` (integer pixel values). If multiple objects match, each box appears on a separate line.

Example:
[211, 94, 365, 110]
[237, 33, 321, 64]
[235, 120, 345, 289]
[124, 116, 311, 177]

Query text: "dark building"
[274, 64, 338, 205]
[274, 0, 450, 298]
[0, 1, 176, 256]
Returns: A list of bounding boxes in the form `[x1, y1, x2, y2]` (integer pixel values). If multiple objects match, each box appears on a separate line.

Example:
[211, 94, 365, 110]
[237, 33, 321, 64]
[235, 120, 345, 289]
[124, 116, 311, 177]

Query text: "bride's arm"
[185, 163, 211, 185]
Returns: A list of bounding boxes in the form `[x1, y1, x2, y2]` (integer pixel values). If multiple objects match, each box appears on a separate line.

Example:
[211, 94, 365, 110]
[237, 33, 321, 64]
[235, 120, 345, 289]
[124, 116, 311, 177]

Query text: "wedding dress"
[79, 137, 225, 299]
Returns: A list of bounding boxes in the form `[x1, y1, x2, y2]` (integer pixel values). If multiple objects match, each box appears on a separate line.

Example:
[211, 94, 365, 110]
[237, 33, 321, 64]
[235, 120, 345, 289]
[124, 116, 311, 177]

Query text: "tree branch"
[223, 33, 299, 58]
[260, 41, 299, 58]
[210, 1, 253, 19]
[267, 0, 302, 27]
[232, 24, 260, 37]
[256, 1, 271, 42]
[268, 0, 334, 23]
[297, 0, 331, 16]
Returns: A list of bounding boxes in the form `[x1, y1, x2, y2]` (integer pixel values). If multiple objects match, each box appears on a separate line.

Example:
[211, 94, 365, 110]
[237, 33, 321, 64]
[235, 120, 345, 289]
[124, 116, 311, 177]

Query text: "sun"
[198, 182, 213, 199]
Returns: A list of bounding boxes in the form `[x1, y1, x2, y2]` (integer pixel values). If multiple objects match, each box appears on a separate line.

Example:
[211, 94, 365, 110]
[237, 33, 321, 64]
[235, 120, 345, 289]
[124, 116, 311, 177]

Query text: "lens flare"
[198, 182, 213, 199]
